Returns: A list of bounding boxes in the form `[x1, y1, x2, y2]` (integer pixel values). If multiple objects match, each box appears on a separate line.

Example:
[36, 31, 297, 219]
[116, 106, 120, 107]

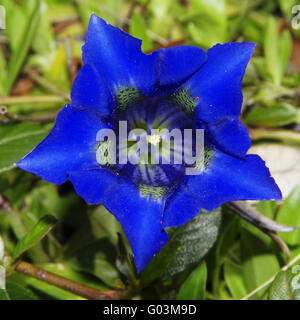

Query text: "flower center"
[116, 94, 195, 188]
[96, 87, 213, 198]
[147, 134, 161, 146]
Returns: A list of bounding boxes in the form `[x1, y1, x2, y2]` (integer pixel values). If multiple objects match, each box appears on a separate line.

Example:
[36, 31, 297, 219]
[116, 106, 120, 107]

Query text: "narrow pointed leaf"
[12, 215, 57, 261]
[176, 262, 207, 300]
[0, 123, 47, 173]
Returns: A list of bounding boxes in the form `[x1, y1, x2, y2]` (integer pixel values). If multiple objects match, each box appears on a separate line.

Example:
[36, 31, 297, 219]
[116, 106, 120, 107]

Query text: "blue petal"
[71, 64, 113, 117]
[103, 180, 168, 273]
[69, 169, 168, 272]
[156, 46, 207, 88]
[185, 42, 256, 122]
[17, 105, 108, 185]
[82, 14, 157, 95]
[163, 150, 282, 227]
[163, 185, 203, 228]
[68, 168, 118, 204]
[181, 43, 255, 158]
[206, 118, 251, 158]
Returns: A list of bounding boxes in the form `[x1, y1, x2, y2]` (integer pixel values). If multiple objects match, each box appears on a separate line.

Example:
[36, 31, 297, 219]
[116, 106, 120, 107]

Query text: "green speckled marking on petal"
[139, 184, 169, 200]
[192, 147, 214, 172]
[115, 87, 144, 111]
[170, 88, 196, 117]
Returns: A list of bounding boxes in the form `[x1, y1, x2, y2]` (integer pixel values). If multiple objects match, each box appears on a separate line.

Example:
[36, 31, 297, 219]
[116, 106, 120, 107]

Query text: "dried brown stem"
[141, 0, 152, 16]
[15, 260, 125, 300]
[249, 128, 300, 144]
[264, 230, 291, 261]
[122, 1, 139, 32]
[225, 201, 297, 262]
[226, 201, 298, 233]
[0, 106, 56, 123]
[0, 95, 65, 106]
[24, 68, 70, 101]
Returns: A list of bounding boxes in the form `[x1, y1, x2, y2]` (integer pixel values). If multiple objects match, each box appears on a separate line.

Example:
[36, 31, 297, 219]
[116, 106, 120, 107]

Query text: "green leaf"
[43, 43, 70, 92]
[139, 240, 181, 289]
[148, 0, 173, 39]
[264, 17, 280, 85]
[269, 267, 300, 300]
[263, 16, 292, 83]
[4, 0, 41, 94]
[279, 0, 298, 16]
[12, 215, 58, 261]
[187, 0, 227, 48]
[0, 49, 7, 95]
[163, 208, 221, 279]
[256, 201, 277, 219]
[0, 288, 9, 300]
[176, 261, 207, 300]
[31, 1, 55, 55]
[240, 16, 263, 44]
[90, 206, 124, 245]
[224, 259, 248, 300]
[276, 185, 300, 256]
[0, 235, 4, 261]
[23, 183, 85, 227]
[215, 211, 240, 264]
[66, 238, 120, 288]
[240, 228, 280, 298]
[0, 282, 38, 300]
[116, 232, 134, 279]
[0, 244, 5, 291]
[279, 0, 300, 38]
[2, 0, 27, 53]
[130, 11, 152, 52]
[0, 122, 48, 174]
[245, 103, 298, 127]
[76, 0, 123, 27]
[252, 56, 271, 81]
[278, 30, 292, 78]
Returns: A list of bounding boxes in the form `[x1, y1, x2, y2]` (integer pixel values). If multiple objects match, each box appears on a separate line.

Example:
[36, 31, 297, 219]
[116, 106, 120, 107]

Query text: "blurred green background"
[0, 0, 300, 300]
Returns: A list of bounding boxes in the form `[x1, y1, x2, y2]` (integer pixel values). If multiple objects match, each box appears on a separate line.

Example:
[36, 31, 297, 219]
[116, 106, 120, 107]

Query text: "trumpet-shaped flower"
[17, 14, 281, 272]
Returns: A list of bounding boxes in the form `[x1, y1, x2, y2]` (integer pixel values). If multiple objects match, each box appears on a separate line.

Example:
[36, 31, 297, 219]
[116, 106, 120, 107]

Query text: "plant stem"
[226, 201, 296, 264]
[24, 69, 70, 101]
[0, 106, 57, 123]
[226, 201, 298, 233]
[249, 128, 300, 144]
[122, 0, 139, 32]
[0, 95, 65, 105]
[264, 230, 290, 261]
[15, 260, 125, 300]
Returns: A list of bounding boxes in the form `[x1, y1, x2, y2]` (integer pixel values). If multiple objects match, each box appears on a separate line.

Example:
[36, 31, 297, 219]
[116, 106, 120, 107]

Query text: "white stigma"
[147, 134, 161, 146]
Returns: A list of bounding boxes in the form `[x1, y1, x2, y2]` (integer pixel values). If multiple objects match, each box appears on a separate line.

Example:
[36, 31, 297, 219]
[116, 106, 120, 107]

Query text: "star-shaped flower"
[17, 14, 281, 273]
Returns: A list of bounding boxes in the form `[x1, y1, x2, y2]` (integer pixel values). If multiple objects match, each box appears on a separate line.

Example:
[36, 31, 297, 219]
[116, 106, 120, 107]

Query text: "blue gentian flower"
[17, 14, 281, 272]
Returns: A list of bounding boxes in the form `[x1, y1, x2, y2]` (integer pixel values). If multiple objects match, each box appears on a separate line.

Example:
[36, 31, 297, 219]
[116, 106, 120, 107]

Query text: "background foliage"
[0, 0, 300, 300]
